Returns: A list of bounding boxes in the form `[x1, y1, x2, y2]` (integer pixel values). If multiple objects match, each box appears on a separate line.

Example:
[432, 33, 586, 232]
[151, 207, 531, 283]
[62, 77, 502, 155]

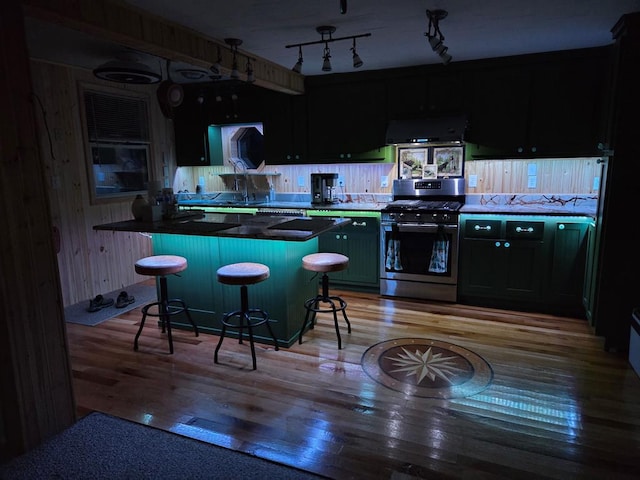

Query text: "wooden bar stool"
[299, 252, 351, 349]
[133, 255, 199, 354]
[214, 262, 279, 370]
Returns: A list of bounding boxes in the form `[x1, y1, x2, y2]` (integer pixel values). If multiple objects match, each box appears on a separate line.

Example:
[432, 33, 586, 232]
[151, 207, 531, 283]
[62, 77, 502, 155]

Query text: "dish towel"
[428, 231, 449, 273]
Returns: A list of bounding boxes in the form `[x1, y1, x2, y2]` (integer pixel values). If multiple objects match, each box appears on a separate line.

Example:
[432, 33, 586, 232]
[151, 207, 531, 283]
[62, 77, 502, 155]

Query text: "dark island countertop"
[94, 212, 352, 241]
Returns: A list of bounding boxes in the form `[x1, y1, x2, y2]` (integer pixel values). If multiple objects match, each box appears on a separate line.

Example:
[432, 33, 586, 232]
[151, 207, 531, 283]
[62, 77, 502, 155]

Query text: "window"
[81, 86, 151, 203]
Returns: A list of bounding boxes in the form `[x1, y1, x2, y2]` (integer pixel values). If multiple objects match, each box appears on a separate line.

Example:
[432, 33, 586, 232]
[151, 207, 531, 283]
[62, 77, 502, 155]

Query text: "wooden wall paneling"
[29, 60, 170, 306]
[465, 158, 600, 194]
[0, 0, 75, 460]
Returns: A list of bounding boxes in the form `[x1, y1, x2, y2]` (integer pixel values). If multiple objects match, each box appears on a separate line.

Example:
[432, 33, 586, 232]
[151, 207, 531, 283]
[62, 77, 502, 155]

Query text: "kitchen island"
[94, 212, 351, 347]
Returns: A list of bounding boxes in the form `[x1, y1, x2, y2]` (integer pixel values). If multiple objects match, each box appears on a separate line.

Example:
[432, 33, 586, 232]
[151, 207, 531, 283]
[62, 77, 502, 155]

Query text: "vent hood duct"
[386, 115, 467, 144]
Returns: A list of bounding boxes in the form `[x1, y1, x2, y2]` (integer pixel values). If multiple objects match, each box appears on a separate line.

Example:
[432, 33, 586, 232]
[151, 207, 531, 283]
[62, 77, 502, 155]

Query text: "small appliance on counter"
[311, 173, 339, 205]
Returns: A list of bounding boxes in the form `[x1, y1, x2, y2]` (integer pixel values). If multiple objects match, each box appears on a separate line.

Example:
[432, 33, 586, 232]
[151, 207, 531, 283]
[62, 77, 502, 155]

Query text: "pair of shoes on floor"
[87, 294, 114, 313]
[116, 291, 135, 308]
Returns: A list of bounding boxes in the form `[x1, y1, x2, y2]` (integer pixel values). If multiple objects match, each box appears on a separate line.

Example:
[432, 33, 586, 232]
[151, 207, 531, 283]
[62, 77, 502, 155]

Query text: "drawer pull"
[474, 224, 492, 231]
[515, 226, 534, 233]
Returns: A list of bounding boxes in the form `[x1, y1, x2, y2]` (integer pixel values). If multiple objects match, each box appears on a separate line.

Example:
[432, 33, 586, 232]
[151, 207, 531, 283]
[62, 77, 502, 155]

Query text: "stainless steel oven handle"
[396, 223, 458, 233]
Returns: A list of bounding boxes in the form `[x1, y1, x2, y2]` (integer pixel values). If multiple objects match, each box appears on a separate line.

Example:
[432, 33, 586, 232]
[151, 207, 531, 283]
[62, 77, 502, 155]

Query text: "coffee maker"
[311, 173, 339, 205]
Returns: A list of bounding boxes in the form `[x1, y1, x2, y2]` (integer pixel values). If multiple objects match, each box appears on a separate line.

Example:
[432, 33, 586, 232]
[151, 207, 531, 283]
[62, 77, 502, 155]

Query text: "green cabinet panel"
[459, 214, 591, 316]
[582, 221, 598, 326]
[311, 213, 380, 289]
[151, 233, 317, 346]
[459, 236, 545, 301]
[549, 221, 589, 310]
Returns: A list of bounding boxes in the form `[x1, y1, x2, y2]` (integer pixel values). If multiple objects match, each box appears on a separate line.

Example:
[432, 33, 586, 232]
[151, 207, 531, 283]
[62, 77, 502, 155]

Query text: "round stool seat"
[302, 253, 349, 273]
[133, 254, 197, 354]
[135, 255, 187, 277]
[217, 262, 270, 286]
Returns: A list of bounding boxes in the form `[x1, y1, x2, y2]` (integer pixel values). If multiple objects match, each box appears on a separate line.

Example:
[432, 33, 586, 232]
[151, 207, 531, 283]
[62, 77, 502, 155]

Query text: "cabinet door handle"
[352, 221, 367, 227]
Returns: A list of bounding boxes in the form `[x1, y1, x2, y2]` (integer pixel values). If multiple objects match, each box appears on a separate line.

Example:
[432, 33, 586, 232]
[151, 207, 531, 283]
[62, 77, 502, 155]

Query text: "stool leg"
[245, 312, 257, 370]
[325, 297, 343, 350]
[214, 321, 227, 364]
[255, 309, 279, 350]
[157, 276, 174, 354]
[134, 305, 148, 351]
[171, 299, 199, 337]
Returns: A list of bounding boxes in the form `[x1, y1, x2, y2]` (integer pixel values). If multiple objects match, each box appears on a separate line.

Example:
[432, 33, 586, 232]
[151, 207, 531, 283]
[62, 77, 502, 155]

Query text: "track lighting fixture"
[425, 9, 453, 65]
[292, 46, 304, 73]
[286, 25, 371, 73]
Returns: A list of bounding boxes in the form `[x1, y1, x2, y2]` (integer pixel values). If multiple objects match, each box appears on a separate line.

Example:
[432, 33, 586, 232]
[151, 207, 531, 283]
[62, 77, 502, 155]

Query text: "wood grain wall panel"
[465, 157, 600, 194]
[29, 59, 172, 307]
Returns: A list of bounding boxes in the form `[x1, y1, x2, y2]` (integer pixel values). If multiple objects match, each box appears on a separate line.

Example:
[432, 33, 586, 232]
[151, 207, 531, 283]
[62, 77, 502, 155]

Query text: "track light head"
[322, 45, 332, 72]
[292, 46, 304, 73]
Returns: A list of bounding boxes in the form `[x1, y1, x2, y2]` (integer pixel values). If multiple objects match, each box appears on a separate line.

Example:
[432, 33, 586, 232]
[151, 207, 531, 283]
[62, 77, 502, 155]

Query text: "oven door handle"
[396, 223, 458, 234]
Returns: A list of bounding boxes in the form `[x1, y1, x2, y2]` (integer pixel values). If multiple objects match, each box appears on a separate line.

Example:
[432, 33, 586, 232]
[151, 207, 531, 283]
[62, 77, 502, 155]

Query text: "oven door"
[380, 221, 459, 284]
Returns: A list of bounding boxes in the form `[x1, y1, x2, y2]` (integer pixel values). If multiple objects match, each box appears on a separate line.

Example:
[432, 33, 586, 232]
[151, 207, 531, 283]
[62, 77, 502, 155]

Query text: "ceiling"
[24, 0, 640, 80]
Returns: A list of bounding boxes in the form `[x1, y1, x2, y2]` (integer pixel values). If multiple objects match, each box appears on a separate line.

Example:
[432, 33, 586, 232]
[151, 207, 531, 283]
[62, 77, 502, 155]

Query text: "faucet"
[230, 157, 249, 204]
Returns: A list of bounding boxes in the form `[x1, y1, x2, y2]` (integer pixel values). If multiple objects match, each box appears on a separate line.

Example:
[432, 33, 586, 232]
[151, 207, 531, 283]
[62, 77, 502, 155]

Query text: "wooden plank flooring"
[66, 288, 640, 479]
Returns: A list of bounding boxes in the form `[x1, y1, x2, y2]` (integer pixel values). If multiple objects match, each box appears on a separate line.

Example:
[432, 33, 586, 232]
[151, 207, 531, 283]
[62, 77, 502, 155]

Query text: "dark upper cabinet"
[466, 66, 531, 157]
[306, 80, 387, 161]
[426, 70, 471, 115]
[528, 56, 606, 156]
[386, 75, 428, 118]
[466, 48, 608, 158]
[173, 94, 210, 166]
[262, 90, 307, 164]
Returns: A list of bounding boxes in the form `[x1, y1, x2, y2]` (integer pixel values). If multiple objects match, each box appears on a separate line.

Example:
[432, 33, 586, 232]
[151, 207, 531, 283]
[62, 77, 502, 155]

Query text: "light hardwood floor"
[66, 288, 640, 479]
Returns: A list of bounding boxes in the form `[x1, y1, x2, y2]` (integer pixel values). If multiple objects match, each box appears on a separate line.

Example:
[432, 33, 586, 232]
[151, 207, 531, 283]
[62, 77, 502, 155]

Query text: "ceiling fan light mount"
[93, 54, 161, 84]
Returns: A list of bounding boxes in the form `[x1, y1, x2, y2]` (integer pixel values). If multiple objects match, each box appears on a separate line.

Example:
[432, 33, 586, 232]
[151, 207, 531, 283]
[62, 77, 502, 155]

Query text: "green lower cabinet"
[548, 220, 589, 314]
[315, 214, 380, 290]
[459, 214, 590, 316]
[459, 237, 546, 302]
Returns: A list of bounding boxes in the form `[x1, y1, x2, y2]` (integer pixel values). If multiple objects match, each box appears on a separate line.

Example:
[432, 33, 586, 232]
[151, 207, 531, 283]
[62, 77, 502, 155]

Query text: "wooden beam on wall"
[21, 0, 305, 95]
[1, 0, 76, 460]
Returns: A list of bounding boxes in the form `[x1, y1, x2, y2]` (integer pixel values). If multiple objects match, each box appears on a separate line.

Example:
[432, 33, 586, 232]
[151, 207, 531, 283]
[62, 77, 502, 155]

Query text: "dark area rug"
[64, 283, 157, 326]
[0, 412, 326, 480]
[361, 337, 493, 399]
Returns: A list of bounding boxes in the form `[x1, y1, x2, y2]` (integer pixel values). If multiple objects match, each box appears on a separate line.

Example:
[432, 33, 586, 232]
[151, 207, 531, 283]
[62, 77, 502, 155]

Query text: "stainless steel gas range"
[380, 178, 464, 302]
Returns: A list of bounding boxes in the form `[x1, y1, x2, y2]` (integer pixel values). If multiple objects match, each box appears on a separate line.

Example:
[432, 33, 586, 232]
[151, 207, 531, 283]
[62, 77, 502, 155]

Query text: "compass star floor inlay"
[361, 338, 493, 399]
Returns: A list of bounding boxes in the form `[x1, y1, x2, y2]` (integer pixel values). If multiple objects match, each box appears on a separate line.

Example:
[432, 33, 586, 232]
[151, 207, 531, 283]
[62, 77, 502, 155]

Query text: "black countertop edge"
[93, 215, 352, 242]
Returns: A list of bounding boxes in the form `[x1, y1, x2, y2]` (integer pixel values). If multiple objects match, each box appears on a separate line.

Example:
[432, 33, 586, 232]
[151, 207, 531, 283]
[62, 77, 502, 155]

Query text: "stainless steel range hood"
[386, 114, 467, 144]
